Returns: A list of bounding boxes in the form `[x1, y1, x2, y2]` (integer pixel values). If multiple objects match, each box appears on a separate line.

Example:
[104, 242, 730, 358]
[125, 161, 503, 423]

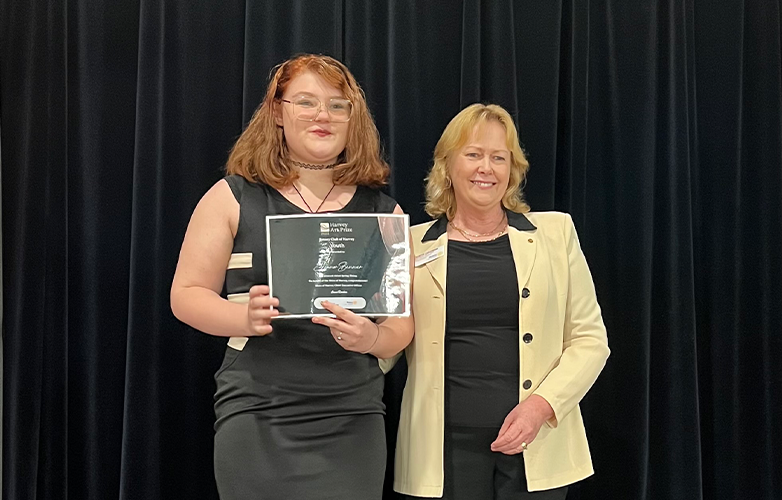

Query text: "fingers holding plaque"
[266, 214, 410, 318]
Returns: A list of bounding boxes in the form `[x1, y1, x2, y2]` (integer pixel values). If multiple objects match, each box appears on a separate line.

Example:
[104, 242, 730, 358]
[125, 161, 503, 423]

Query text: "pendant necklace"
[291, 183, 337, 213]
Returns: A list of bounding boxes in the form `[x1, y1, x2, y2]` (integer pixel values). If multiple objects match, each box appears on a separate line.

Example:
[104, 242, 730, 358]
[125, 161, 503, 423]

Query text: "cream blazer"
[393, 210, 610, 496]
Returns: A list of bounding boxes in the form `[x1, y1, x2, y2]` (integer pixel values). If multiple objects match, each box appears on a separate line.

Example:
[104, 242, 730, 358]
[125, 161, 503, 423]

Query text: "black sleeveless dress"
[213, 176, 398, 500]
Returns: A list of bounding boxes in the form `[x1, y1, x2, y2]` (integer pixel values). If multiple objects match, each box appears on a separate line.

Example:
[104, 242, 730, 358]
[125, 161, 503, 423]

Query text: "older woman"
[171, 54, 413, 499]
[394, 103, 609, 499]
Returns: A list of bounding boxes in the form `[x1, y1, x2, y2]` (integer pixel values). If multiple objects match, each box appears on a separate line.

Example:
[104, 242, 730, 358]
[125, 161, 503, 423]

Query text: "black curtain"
[2, 1, 781, 499]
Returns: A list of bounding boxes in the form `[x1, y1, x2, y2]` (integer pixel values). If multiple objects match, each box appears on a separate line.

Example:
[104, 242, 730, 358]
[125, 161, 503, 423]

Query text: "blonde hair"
[425, 103, 530, 220]
[226, 54, 389, 187]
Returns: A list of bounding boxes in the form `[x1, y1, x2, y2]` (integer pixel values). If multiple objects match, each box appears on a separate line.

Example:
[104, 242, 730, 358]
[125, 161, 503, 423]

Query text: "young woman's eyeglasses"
[280, 96, 353, 122]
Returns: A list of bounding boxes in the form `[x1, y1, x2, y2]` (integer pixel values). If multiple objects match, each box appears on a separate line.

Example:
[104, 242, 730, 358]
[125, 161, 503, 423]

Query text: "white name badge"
[415, 246, 444, 267]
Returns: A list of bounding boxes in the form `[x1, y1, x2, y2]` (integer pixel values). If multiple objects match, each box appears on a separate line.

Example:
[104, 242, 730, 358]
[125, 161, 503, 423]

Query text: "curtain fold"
[692, 1, 782, 498]
[2, 0, 69, 498]
[2, 1, 781, 499]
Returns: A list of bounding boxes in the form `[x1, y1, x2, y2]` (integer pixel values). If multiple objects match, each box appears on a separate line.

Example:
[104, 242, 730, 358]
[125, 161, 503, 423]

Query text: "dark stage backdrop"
[2, 1, 781, 499]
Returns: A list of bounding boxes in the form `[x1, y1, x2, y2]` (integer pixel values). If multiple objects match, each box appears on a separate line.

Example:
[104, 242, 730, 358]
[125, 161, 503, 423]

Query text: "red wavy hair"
[226, 54, 389, 187]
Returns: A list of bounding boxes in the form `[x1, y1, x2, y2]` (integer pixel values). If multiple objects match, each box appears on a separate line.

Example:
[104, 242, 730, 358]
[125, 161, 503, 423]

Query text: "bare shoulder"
[199, 178, 238, 209]
[193, 178, 240, 233]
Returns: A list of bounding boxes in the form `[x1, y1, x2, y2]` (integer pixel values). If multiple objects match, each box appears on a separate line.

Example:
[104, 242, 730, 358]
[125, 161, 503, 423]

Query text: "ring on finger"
[336, 332, 343, 341]
[520, 442, 528, 452]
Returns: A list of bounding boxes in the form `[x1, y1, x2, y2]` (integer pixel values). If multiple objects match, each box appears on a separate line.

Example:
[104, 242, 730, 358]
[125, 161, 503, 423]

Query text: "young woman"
[171, 54, 413, 500]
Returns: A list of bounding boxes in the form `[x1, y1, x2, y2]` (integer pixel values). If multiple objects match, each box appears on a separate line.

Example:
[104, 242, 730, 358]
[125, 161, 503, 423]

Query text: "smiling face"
[449, 120, 511, 216]
[275, 71, 350, 164]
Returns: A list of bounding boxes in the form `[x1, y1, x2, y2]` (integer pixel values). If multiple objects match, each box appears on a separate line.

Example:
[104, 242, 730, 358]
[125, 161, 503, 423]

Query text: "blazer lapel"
[423, 233, 448, 294]
[508, 226, 537, 289]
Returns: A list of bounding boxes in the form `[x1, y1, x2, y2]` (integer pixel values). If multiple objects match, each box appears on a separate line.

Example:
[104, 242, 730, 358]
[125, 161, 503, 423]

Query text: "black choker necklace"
[290, 159, 338, 170]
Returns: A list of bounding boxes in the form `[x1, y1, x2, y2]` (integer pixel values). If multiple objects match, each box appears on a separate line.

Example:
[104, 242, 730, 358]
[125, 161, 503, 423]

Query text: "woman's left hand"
[312, 300, 381, 354]
[490, 395, 555, 455]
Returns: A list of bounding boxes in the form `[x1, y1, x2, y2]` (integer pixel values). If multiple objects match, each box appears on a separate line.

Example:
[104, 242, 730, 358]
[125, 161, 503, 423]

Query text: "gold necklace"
[450, 224, 508, 242]
[449, 215, 508, 242]
[450, 213, 507, 236]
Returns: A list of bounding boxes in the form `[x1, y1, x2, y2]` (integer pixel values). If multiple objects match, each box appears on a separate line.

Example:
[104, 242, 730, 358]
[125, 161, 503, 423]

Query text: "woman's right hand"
[246, 285, 280, 335]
